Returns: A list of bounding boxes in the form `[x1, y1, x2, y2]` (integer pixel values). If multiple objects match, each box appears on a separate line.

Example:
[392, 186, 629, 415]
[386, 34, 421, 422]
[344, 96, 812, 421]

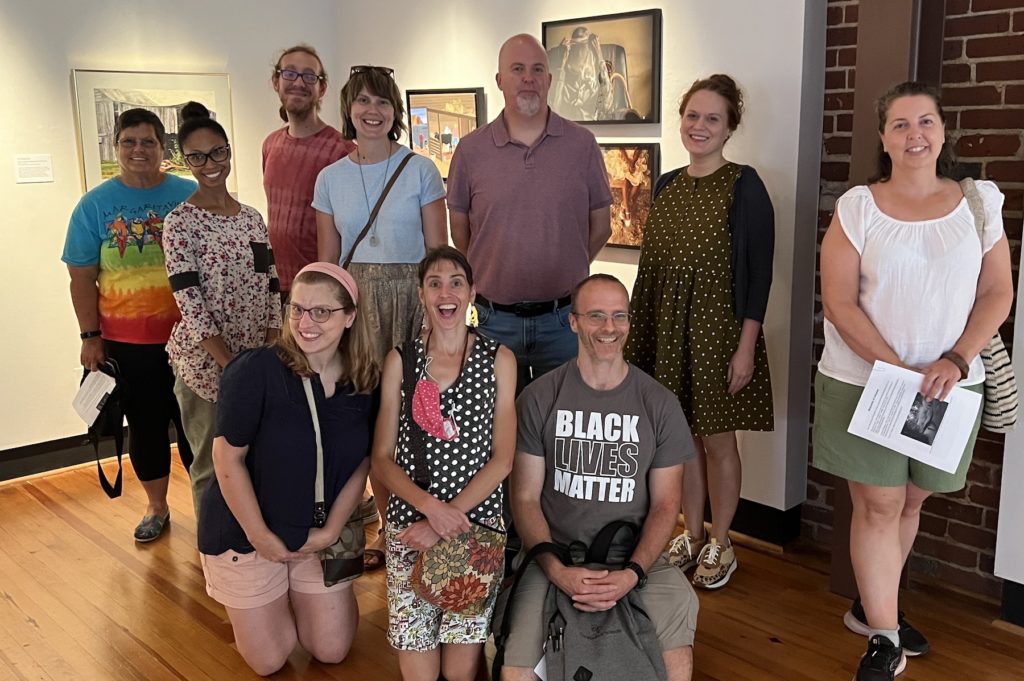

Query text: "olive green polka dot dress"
[626, 162, 773, 437]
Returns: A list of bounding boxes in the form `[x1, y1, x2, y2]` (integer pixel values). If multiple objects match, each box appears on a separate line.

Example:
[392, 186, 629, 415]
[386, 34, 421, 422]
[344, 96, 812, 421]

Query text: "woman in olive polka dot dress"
[626, 75, 775, 590]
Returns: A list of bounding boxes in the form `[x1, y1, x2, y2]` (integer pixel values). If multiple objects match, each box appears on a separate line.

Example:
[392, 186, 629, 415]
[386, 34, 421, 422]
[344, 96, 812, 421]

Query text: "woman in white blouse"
[816, 82, 1012, 681]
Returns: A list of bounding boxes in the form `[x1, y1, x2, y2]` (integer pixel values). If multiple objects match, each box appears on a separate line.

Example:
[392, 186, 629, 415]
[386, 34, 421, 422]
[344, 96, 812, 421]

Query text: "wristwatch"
[623, 561, 647, 589]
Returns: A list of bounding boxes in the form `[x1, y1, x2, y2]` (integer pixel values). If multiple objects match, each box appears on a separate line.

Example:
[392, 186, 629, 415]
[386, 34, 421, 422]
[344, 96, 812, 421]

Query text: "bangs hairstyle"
[678, 73, 744, 131]
[274, 270, 380, 393]
[115, 108, 166, 146]
[869, 81, 956, 183]
[272, 44, 327, 122]
[418, 246, 474, 286]
[177, 101, 228, 149]
[339, 68, 406, 141]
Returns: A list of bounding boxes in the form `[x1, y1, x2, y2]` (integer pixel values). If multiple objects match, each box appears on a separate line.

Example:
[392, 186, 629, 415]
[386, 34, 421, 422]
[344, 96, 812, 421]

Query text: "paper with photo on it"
[72, 369, 116, 428]
[848, 361, 982, 474]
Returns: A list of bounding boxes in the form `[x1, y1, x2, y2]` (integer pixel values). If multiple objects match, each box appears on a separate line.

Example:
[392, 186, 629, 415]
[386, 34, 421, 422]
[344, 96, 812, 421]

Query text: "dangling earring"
[469, 302, 479, 328]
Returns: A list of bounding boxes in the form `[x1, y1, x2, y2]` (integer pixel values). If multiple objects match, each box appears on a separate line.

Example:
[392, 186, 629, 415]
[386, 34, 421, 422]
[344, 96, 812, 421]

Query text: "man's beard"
[515, 93, 542, 117]
[282, 93, 318, 119]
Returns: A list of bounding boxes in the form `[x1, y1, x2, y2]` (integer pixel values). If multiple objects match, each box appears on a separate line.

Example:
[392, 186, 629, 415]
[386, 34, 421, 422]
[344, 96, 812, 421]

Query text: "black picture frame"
[599, 142, 660, 249]
[406, 88, 486, 180]
[542, 9, 662, 124]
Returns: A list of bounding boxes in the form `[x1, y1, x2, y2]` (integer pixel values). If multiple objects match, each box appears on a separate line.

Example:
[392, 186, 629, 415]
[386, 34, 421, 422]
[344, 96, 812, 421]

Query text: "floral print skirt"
[384, 522, 501, 651]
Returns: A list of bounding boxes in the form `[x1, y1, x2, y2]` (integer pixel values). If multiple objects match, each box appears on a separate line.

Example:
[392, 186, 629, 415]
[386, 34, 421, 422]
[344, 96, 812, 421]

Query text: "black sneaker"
[844, 598, 930, 657]
[855, 635, 906, 681]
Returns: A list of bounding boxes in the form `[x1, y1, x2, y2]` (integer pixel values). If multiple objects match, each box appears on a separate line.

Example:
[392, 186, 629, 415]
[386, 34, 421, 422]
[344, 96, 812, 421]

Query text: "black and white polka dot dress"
[386, 333, 503, 528]
[626, 162, 773, 437]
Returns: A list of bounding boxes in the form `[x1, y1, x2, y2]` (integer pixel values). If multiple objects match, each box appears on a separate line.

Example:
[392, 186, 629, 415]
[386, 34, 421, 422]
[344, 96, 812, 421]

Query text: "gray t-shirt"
[516, 360, 695, 549]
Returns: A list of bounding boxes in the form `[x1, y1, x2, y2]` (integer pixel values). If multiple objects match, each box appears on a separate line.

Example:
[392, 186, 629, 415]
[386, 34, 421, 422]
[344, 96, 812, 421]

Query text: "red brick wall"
[804, 0, 1024, 600]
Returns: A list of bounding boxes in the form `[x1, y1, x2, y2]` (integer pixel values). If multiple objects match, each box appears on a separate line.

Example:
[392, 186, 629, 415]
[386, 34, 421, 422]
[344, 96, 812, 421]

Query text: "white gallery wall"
[0, 0, 824, 515]
[0, 0, 342, 450]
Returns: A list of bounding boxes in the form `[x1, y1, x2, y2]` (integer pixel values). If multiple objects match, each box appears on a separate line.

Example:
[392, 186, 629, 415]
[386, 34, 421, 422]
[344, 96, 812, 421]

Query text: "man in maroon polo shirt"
[263, 44, 355, 298]
[447, 33, 612, 395]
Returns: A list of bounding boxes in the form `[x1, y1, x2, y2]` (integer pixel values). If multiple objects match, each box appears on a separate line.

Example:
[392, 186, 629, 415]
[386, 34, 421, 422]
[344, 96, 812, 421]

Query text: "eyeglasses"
[276, 68, 325, 84]
[117, 137, 159, 149]
[286, 303, 348, 323]
[183, 145, 231, 168]
[350, 65, 394, 77]
[572, 310, 632, 326]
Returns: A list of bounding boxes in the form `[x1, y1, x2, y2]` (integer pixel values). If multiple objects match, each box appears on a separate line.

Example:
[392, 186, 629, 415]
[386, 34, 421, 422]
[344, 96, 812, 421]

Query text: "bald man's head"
[496, 34, 551, 118]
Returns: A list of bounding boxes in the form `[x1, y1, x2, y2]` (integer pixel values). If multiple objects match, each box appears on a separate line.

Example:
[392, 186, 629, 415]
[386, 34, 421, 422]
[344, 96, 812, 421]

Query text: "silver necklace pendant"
[369, 234, 379, 247]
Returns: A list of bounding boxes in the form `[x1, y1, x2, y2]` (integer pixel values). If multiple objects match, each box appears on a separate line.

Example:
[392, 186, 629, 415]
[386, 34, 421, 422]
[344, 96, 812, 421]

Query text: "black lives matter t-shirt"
[516, 361, 695, 549]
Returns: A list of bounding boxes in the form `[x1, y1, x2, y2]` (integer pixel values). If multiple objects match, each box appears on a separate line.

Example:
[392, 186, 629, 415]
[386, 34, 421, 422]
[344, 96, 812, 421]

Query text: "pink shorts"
[200, 550, 349, 610]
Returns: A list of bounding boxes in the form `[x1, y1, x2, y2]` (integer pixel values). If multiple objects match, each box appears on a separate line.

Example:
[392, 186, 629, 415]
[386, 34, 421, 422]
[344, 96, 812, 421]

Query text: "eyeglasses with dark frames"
[350, 65, 395, 77]
[276, 68, 325, 84]
[571, 310, 632, 326]
[286, 303, 349, 323]
[183, 145, 231, 168]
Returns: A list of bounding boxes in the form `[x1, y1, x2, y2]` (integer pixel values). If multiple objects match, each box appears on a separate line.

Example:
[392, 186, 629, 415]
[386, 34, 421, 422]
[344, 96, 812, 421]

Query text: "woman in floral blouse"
[164, 101, 282, 522]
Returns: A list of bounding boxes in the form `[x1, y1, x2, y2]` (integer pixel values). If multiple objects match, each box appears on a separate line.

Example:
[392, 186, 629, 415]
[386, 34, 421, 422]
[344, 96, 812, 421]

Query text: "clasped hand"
[423, 499, 470, 541]
[918, 357, 963, 402]
[298, 525, 339, 554]
[397, 520, 441, 551]
[550, 564, 638, 612]
[251, 530, 302, 563]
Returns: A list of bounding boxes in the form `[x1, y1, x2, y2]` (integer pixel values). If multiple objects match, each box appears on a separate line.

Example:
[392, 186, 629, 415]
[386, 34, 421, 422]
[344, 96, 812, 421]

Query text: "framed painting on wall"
[542, 9, 662, 124]
[406, 88, 486, 180]
[72, 70, 235, 192]
[600, 142, 660, 249]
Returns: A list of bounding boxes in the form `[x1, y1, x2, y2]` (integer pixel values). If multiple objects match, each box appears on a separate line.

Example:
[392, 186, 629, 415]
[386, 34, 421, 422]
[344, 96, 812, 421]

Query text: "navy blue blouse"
[198, 346, 379, 555]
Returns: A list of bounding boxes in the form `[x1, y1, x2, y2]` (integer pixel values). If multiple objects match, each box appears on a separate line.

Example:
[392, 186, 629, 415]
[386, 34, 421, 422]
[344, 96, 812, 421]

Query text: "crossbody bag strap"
[342, 152, 416, 269]
[301, 377, 328, 527]
[89, 418, 123, 498]
[398, 342, 431, 491]
[959, 177, 986, 244]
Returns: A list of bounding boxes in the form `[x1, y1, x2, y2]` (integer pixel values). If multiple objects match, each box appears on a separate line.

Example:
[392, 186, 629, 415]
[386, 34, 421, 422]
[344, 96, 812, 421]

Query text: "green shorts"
[812, 372, 983, 492]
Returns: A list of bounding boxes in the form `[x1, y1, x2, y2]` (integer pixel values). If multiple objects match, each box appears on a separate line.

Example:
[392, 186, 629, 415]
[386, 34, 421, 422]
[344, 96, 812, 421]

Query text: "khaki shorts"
[495, 556, 699, 669]
[812, 372, 983, 492]
[201, 550, 348, 610]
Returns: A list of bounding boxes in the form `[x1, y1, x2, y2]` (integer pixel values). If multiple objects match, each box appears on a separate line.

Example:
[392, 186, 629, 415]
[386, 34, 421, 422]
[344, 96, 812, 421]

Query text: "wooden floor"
[0, 460, 1021, 681]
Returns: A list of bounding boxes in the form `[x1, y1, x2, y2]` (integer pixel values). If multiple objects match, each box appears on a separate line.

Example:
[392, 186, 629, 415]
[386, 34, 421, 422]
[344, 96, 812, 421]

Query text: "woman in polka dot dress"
[626, 75, 775, 590]
[371, 246, 516, 681]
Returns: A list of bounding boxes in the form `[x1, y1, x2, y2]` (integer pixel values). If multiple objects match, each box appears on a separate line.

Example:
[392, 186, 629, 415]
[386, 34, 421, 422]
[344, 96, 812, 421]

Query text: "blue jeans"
[475, 303, 578, 395]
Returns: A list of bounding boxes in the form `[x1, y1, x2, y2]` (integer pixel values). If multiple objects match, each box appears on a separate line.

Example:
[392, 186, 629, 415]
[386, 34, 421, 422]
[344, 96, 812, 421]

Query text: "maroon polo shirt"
[447, 110, 611, 305]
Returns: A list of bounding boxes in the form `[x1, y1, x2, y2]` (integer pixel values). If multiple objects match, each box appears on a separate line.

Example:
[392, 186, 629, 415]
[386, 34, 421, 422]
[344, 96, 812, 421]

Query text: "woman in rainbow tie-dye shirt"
[63, 107, 196, 543]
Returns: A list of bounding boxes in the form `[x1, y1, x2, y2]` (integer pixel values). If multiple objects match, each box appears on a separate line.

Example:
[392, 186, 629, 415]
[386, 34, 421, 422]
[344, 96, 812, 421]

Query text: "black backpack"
[492, 521, 667, 681]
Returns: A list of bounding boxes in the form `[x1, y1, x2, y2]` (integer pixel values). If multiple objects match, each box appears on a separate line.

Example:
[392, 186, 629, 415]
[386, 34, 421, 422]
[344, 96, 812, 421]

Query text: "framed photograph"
[542, 9, 662, 124]
[600, 142, 660, 249]
[406, 88, 486, 180]
[72, 70, 235, 192]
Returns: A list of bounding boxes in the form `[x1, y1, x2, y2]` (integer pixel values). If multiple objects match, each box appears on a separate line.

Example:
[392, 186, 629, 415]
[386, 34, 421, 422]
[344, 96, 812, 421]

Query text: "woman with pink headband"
[197, 261, 380, 675]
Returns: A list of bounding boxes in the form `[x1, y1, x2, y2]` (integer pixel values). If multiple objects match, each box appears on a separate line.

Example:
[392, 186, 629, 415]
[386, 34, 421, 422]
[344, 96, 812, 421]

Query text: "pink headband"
[296, 262, 359, 306]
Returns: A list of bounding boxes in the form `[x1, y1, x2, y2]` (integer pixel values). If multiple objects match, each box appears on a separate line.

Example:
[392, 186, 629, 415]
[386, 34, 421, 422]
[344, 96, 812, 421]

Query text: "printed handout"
[848, 362, 982, 474]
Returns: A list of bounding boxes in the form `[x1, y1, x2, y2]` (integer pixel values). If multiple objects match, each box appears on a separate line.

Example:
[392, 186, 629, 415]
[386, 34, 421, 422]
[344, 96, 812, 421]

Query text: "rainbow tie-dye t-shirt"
[62, 174, 196, 344]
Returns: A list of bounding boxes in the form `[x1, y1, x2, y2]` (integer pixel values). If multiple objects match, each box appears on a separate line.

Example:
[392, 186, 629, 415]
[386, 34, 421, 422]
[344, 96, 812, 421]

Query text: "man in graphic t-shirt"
[263, 44, 355, 297]
[503, 274, 699, 681]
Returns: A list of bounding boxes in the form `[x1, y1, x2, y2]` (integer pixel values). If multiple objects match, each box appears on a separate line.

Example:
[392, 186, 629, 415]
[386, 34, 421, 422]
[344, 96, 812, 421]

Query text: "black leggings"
[105, 341, 194, 481]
